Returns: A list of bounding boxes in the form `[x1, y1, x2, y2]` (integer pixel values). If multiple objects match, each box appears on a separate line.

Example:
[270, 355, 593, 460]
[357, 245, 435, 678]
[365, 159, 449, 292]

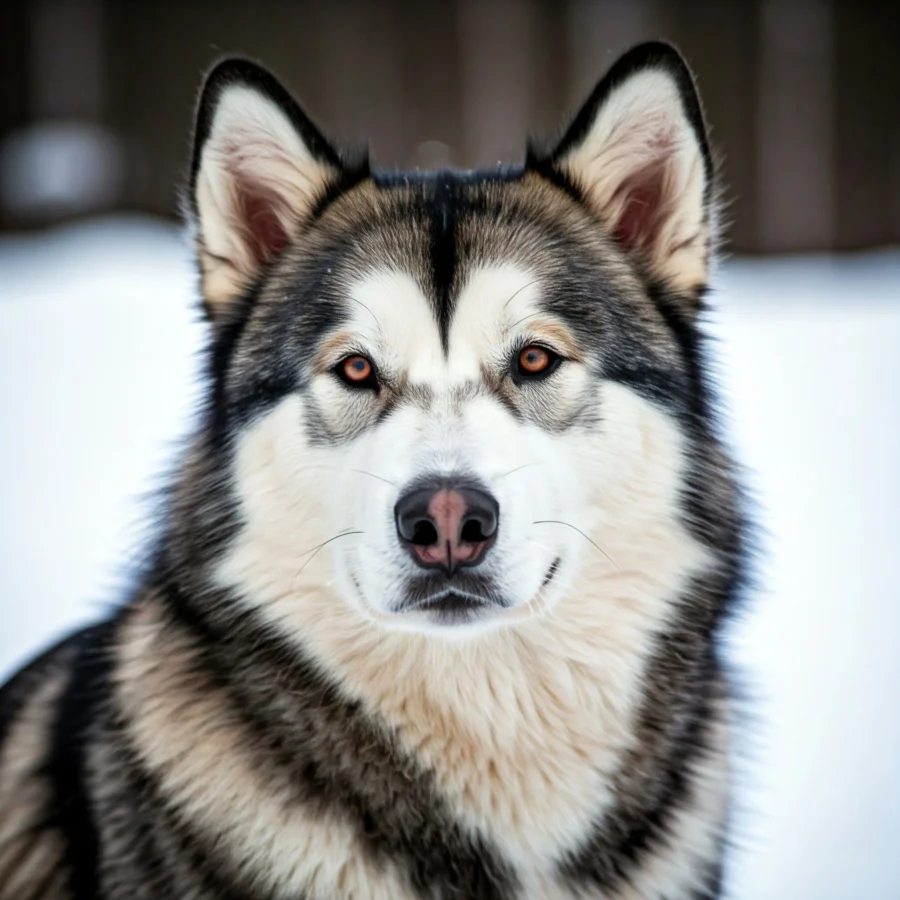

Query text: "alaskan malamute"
[0, 42, 745, 899]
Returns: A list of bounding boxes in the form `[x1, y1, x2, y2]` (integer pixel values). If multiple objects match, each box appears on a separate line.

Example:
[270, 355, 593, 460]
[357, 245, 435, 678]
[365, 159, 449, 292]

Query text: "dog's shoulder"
[0, 622, 115, 899]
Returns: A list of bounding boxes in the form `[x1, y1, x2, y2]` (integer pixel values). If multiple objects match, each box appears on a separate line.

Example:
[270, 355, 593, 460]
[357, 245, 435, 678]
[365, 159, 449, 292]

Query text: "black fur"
[431, 172, 460, 349]
[43, 625, 114, 899]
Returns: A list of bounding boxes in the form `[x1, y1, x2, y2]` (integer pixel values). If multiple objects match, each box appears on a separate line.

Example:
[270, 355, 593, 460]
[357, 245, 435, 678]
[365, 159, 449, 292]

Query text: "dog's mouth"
[542, 556, 561, 588]
[390, 556, 563, 626]
[404, 591, 494, 622]
[397, 568, 499, 611]
[349, 555, 564, 629]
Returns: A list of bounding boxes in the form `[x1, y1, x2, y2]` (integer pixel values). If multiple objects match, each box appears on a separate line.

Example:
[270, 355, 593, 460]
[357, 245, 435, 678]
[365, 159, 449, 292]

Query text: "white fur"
[558, 69, 710, 290]
[211, 263, 719, 889]
[194, 84, 336, 309]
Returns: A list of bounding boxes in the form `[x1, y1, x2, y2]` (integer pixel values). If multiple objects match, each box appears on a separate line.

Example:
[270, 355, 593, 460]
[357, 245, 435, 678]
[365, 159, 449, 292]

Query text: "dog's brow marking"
[532, 520, 619, 570]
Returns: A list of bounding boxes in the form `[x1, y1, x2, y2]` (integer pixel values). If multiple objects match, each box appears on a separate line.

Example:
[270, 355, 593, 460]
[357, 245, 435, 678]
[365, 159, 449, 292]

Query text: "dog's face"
[189, 45, 716, 636]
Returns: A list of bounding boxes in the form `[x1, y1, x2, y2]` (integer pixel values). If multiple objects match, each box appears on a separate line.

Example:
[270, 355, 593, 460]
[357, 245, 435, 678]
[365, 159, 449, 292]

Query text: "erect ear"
[188, 58, 344, 318]
[549, 42, 716, 305]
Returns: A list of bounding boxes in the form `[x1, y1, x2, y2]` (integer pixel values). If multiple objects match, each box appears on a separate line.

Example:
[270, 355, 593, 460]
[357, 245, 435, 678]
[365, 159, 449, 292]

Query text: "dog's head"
[186, 43, 719, 636]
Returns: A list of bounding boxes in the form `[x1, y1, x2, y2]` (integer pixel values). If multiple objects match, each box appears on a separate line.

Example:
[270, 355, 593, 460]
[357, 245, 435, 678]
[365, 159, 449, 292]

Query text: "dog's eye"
[335, 355, 378, 390]
[515, 345, 560, 380]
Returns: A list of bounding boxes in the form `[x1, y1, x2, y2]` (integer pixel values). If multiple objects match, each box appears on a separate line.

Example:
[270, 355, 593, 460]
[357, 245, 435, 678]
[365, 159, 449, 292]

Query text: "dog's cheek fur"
[213, 395, 356, 616]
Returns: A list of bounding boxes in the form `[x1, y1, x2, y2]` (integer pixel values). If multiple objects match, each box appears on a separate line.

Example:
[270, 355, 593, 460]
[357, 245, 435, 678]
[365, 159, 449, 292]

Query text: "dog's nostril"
[411, 519, 438, 546]
[460, 518, 488, 543]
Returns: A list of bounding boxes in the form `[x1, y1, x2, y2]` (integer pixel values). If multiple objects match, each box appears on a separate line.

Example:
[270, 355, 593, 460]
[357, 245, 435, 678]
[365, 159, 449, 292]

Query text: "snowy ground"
[1, 217, 898, 898]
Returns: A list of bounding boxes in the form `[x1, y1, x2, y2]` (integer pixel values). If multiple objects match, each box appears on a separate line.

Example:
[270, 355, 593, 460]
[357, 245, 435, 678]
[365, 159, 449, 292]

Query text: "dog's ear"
[188, 58, 344, 318]
[548, 42, 716, 306]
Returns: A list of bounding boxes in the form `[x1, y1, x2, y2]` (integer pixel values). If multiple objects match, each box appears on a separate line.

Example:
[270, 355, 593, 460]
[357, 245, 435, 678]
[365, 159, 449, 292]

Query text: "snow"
[1, 217, 898, 898]
[711, 256, 900, 898]
[0, 218, 205, 671]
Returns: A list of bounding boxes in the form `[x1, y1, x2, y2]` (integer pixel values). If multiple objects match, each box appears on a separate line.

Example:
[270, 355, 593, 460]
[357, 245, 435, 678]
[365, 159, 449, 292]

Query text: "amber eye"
[336, 354, 378, 389]
[516, 345, 560, 380]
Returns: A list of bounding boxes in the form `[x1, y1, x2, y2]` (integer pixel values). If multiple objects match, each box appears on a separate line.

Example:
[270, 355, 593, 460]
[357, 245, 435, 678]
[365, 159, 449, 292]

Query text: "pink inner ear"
[237, 181, 290, 266]
[612, 162, 667, 252]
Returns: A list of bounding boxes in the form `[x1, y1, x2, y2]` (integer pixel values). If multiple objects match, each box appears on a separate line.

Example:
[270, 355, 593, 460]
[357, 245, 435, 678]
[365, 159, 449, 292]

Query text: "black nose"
[395, 479, 499, 574]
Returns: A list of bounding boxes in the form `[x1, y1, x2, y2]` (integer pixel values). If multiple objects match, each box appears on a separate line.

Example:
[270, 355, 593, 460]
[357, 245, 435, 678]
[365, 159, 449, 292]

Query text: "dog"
[0, 41, 746, 899]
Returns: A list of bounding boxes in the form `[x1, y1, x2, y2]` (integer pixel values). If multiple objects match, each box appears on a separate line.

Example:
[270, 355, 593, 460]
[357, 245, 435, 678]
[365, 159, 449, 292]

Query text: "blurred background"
[1, 2, 899, 899]
[2, 0, 900, 248]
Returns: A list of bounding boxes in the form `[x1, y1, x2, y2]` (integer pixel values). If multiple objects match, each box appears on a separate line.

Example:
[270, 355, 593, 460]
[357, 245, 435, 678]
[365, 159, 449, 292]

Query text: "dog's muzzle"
[390, 477, 504, 622]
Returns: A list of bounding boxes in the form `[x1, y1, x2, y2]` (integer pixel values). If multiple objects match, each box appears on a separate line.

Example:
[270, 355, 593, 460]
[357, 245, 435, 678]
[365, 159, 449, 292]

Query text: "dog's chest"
[366, 639, 636, 871]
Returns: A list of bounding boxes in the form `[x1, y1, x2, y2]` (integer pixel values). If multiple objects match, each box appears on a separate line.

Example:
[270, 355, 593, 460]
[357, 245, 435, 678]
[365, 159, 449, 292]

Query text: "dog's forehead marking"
[345, 264, 542, 386]
[447, 263, 541, 373]
[347, 269, 444, 383]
